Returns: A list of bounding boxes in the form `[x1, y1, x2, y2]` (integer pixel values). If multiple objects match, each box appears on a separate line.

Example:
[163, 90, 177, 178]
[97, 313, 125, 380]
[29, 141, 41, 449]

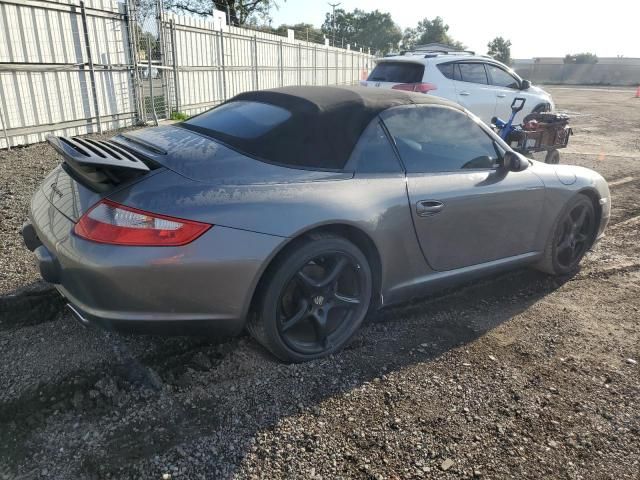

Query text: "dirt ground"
[0, 87, 638, 479]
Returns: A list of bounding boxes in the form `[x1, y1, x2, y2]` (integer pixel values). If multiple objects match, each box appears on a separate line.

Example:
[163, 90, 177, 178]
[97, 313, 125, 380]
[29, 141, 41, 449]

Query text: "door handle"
[416, 200, 444, 216]
[459, 91, 470, 96]
[497, 93, 506, 98]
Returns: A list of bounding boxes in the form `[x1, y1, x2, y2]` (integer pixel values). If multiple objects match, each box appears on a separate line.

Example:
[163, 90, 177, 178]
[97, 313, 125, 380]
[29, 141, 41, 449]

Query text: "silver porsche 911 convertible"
[23, 86, 610, 362]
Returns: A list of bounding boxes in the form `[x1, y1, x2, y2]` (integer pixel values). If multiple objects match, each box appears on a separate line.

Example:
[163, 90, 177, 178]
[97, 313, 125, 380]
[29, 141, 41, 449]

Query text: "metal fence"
[513, 62, 640, 86]
[0, 0, 136, 149]
[0, 0, 374, 149]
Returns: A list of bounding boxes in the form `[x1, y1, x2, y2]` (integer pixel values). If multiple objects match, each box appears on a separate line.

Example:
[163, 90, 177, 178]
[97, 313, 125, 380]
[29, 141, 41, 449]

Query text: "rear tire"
[248, 234, 372, 362]
[535, 194, 597, 275]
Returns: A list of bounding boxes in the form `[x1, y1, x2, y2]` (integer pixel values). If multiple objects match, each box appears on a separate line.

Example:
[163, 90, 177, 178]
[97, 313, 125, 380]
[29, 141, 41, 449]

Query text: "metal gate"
[127, 0, 177, 124]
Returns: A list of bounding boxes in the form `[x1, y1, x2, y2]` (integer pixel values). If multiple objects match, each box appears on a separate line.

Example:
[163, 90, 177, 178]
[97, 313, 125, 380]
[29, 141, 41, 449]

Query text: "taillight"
[74, 199, 211, 246]
[392, 82, 438, 94]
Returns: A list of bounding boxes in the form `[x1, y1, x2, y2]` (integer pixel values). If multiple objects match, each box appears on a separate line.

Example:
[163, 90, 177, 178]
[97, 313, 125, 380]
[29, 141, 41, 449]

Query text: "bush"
[170, 111, 189, 121]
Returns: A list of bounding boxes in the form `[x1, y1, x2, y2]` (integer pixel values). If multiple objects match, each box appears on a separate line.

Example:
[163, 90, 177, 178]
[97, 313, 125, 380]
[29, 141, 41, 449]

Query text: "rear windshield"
[184, 101, 291, 139]
[368, 61, 424, 83]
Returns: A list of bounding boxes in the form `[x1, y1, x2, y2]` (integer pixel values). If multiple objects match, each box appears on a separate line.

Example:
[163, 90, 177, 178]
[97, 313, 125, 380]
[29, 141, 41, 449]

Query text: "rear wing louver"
[47, 136, 150, 172]
[47, 135, 151, 193]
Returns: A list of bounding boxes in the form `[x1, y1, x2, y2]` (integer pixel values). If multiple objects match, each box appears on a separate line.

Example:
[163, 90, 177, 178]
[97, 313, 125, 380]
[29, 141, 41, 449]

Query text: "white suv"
[361, 51, 554, 125]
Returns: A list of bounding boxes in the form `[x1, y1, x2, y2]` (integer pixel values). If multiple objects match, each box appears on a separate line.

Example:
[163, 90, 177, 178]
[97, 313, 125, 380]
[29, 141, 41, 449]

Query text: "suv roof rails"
[403, 49, 476, 57]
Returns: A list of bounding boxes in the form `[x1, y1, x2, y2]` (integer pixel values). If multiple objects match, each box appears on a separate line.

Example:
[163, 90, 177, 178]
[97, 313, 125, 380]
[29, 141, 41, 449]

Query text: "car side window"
[486, 64, 520, 89]
[457, 63, 488, 84]
[347, 119, 403, 173]
[380, 105, 502, 173]
[437, 63, 455, 80]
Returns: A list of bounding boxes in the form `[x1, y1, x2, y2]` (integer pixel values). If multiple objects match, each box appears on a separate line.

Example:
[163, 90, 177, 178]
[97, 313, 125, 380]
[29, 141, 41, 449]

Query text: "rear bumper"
[25, 186, 285, 335]
[63, 301, 244, 335]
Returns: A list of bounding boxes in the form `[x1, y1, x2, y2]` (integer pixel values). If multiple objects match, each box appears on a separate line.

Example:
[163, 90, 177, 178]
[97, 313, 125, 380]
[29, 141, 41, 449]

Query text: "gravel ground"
[0, 87, 639, 479]
[0, 127, 140, 295]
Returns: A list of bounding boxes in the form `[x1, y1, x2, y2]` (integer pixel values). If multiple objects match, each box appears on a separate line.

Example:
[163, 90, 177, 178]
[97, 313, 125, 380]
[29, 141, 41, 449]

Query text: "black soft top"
[182, 86, 460, 170]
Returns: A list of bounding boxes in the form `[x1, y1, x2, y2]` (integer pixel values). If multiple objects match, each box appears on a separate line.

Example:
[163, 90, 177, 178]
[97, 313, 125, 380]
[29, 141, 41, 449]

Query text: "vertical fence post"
[0, 105, 10, 150]
[214, 29, 221, 103]
[156, 0, 171, 118]
[80, 1, 102, 133]
[351, 52, 354, 84]
[252, 35, 258, 90]
[278, 39, 283, 87]
[325, 47, 329, 85]
[125, 0, 144, 124]
[147, 38, 158, 125]
[297, 43, 302, 85]
[170, 19, 180, 114]
[313, 45, 316, 85]
[219, 29, 227, 101]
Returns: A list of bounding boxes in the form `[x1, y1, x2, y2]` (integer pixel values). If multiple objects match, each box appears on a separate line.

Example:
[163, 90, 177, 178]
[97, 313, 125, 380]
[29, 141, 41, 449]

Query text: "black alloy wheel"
[277, 252, 368, 355]
[554, 201, 594, 270]
[535, 194, 597, 275]
[249, 234, 372, 362]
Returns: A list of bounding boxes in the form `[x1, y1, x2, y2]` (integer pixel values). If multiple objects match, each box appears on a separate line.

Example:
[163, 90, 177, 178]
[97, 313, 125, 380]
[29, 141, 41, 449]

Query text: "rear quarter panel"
[109, 170, 429, 299]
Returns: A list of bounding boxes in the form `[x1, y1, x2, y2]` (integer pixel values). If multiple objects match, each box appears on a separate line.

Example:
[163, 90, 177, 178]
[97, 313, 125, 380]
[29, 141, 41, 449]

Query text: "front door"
[485, 63, 525, 124]
[381, 104, 545, 271]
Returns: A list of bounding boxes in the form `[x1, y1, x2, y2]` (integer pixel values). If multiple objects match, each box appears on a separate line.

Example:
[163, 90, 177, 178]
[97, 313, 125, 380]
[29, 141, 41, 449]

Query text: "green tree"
[487, 36, 512, 65]
[321, 8, 402, 54]
[401, 17, 465, 51]
[164, 0, 281, 26]
[564, 52, 598, 64]
[321, 8, 355, 45]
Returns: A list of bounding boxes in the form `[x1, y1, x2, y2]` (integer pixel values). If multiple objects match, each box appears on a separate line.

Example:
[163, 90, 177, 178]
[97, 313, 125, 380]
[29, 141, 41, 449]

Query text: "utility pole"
[328, 2, 341, 47]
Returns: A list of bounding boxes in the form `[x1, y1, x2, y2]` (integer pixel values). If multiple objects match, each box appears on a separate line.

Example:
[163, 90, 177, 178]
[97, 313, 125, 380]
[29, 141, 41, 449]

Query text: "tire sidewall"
[259, 237, 372, 362]
[549, 195, 596, 275]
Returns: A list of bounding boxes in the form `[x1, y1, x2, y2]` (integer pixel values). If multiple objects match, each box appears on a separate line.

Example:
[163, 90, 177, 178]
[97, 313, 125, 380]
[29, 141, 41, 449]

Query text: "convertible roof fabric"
[183, 86, 461, 170]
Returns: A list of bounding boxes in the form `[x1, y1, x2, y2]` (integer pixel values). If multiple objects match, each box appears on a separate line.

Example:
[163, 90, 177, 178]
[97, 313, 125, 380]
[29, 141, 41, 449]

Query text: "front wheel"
[535, 195, 597, 275]
[248, 234, 372, 362]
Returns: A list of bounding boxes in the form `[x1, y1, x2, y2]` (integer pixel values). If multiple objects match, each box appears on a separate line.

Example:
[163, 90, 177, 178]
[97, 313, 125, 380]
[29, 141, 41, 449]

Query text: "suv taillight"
[392, 82, 438, 94]
[74, 199, 211, 246]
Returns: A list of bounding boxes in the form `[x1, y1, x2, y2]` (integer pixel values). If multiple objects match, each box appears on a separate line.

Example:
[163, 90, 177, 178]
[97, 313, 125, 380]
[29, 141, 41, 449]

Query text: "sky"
[269, 0, 639, 58]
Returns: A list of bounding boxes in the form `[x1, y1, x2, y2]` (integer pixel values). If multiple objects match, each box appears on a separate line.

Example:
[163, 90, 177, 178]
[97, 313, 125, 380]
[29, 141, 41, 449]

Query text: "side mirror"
[501, 151, 529, 172]
[520, 79, 531, 90]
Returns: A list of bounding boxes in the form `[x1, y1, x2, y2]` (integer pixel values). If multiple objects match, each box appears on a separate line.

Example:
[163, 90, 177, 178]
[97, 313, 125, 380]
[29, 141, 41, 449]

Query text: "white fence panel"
[0, 0, 135, 148]
[0, 0, 374, 148]
[170, 16, 374, 117]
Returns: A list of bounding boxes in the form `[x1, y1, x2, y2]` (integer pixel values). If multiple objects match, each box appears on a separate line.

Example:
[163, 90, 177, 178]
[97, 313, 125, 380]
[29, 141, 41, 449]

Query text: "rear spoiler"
[47, 135, 151, 192]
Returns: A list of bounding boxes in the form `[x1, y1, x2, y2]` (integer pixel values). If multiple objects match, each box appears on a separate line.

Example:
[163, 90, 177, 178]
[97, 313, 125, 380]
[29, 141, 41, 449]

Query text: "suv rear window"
[184, 100, 291, 139]
[368, 62, 424, 83]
